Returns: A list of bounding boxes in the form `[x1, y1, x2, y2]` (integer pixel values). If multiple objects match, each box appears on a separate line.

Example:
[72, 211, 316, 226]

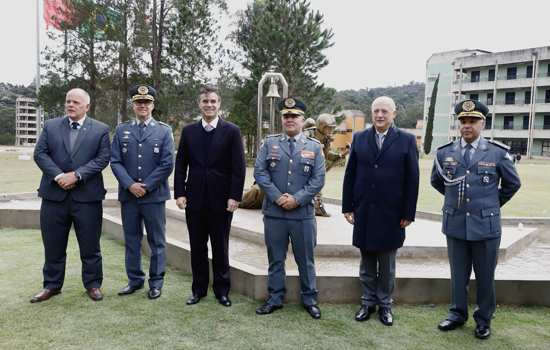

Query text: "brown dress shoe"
[86, 287, 104, 301]
[30, 288, 61, 303]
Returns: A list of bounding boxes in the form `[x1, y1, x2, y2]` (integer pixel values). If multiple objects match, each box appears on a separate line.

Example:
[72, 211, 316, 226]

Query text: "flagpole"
[36, 0, 41, 95]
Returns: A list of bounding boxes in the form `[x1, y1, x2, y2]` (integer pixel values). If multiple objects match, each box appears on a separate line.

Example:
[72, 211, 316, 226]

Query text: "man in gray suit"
[431, 99, 521, 339]
[254, 97, 325, 319]
[32, 88, 111, 303]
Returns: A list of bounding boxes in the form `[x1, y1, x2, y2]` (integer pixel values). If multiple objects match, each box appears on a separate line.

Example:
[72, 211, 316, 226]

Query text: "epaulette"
[488, 139, 510, 151]
[307, 136, 321, 144]
[437, 141, 453, 150]
[266, 134, 281, 138]
[158, 121, 171, 128]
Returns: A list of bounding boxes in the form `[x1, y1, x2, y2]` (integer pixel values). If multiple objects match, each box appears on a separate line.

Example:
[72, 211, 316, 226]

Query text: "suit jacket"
[111, 118, 175, 203]
[431, 137, 521, 241]
[174, 118, 246, 211]
[34, 116, 111, 202]
[342, 126, 419, 251]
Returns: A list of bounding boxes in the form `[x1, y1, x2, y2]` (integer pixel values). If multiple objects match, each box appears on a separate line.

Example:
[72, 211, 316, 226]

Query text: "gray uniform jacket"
[254, 133, 325, 219]
[431, 137, 521, 241]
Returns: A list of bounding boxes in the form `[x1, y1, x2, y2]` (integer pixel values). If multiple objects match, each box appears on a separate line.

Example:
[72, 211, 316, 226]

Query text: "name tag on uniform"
[301, 150, 315, 159]
[478, 161, 496, 167]
[154, 147, 160, 153]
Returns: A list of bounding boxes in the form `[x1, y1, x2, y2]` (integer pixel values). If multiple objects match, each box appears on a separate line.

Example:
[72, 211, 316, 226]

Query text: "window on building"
[471, 71, 480, 82]
[487, 92, 494, 105]
[542, 140, 550, 156]
[509, 140, 527, 155]
[485, 116, 492, 129]
[523, 115, 530, 129]
[507, 67, 517, 80]
[544, 116, 550, 130]
[525, 90, 531, 104]
[546, 90, 550, 103]
[547, 64, 550, 77]
[527, 65, 533, 78]
[469, 93, 479, 101]
[503, 116, 514, 129]
[505, 92, 515, 105]
[488, 69, 495, 81]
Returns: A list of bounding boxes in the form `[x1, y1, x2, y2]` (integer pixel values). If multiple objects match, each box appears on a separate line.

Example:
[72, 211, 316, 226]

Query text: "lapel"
[376, 126, 398, 160]
[141, 118, 157, 141]
[293, 133, 306, 156]
[71, 117, 91, 158]
[467, 137, 489, 170]
[61, 117, 72, 155]
[207, 118, 227, 165]
[365, 128, 378, 160]
[450, 139, 466, 168]
[129, 120, 141, 141]
[279, 134, 291, 157]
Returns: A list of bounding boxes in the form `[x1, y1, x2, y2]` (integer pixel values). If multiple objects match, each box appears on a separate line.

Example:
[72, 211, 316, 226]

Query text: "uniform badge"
[122, 148, 127, 153]
[270, 162, 276, 168]
[301, 150, 315, 159]
[284, 98, 296, 108]
[462, 100, 475, 112]
[482, 175, 490, 183]
[154, 147, 160, 153]
[304, 166, 310, 173]
[138, 85, 148, 95]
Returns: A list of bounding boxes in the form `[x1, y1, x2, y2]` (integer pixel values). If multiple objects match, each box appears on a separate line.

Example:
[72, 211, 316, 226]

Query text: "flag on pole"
[43, 0, 75, 30]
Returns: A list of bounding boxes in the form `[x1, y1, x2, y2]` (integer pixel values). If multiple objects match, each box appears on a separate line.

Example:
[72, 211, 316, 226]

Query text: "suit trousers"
[446, 236, 500, 327]
[185, 208, 233, 298]
[264, 216, 318, 307]
[40, 195, 103, 289]
[120, 201, 166, 289]
[359, 249, 396, 308]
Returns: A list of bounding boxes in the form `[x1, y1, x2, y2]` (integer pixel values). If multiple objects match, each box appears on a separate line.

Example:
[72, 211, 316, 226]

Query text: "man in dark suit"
[174, 85, 245, 307]
[32, 88, 111, 302]
[342, 96, 419, 326]
[111, 85, 174, 300]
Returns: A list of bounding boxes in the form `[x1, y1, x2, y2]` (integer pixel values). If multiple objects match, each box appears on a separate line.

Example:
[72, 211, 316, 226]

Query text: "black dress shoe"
[304, 305, 321, 319]
[256, 303, 283, 315]
[148, 288, 162, 300]
[355, 305, 376, 322]
[30, 288, 61, 303]
[475, 325, 491, 339]
[378, 307, 393, 326]
[438, 319, 465, 331]
[118, 284, 144, 296]
[86, 287, 104, 301]
[217, 295, 232, 307]
[186, 294, 203, 305]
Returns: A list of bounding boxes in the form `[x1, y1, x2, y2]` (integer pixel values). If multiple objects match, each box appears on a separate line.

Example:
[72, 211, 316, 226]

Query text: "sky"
[2, 0, 550, 91]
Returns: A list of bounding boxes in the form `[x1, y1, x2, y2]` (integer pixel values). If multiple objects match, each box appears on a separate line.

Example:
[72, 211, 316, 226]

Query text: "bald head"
[65, 88, 90, 121]
[371, 96, 397, 132]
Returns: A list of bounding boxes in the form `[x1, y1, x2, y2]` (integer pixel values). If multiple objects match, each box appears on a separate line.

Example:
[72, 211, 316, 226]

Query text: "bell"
[266, 82, 280, 98]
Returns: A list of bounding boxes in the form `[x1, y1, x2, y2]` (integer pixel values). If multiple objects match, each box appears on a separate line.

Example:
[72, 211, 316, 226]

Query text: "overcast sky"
[2, 0, 550, 90]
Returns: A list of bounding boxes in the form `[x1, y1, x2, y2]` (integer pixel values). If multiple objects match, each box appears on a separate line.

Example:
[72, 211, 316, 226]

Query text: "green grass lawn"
[1, 151, 549, 217]
[1, 229, 549, 349]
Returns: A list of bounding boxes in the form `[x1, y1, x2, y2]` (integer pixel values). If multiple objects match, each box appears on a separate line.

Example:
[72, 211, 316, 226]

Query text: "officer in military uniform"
[111, 85, 175, 299]
[254, 97, 326, 319]
[431, 99, 521, 339]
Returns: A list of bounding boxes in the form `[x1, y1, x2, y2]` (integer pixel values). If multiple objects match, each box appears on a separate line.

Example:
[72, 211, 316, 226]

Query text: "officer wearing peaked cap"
[254, 97, 326, 319]
[110, 85, 175, 299]
[431, 99, 521, 339]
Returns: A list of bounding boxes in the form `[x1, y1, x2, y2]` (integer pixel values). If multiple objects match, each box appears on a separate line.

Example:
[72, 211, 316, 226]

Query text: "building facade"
[425, 47, 550, 158]
[15, 97, 42, 146]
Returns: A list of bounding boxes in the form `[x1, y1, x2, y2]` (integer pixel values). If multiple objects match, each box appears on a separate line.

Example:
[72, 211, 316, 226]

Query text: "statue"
[240, 113, 349, 217]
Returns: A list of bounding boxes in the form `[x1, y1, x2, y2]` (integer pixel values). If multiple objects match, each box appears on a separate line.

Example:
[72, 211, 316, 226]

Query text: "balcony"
[536, 75, 550, 87]
[532, 129, 550, 138]
[492, 103, 530, 114]
[483, 129, 529, 138]
[535, 101, 550, 113]
[454, 80, 494, 92]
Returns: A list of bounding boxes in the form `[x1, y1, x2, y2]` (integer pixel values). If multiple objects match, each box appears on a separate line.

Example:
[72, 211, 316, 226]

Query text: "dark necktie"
[71, 121, 79, 130]
[464, 143, 473, 166]
[289, 138, 295, 154]
[139, 122, 145, 138]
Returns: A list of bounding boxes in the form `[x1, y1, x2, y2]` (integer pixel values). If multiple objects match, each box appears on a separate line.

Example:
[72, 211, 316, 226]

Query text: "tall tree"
[423, 74, 439, 155]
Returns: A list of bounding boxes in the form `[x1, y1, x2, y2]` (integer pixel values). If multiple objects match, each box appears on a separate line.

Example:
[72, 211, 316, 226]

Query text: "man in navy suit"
[342, 96, 419, 326]
[174, 85, 245, 307]
[111, 85, 174, 300]
[32, 88, 111, 303]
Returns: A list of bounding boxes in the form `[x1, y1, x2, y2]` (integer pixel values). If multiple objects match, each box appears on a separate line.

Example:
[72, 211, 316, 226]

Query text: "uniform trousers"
[446, 236, 500, 327]
[40, 195, 103, 289]
[264, 216, 318, 307]
[120, 201, 166, 289]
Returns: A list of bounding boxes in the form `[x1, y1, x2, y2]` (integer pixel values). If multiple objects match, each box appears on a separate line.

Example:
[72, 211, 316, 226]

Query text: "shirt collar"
[375, 126, 390, 137]
[136, 116, 153, 126]
[461, 136, 481, 150]
[284, 132, 303, 141]
[202, 116, 219, 129]
[68, 115, 86, 126]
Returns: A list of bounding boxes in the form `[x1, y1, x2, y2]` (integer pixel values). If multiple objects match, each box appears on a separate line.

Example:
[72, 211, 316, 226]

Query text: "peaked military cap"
[130, 85, 157, 102]
[279, 97, 306, 116]
[454, 99, 488, 120]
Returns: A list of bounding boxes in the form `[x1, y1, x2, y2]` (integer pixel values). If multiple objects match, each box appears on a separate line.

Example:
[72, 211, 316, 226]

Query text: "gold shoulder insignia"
[488, 139, 511, 151]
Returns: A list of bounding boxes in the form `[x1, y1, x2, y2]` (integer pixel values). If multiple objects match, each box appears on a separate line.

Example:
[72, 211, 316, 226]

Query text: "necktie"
[204, 124, 214, 132]
[289, 138, 295, 154]
[377, 134, 385, 150]
[69, 121, 79, 151]
[71, 121, 79, 130]
[139, 122, 145, 138]
[464, 143, 473, 166]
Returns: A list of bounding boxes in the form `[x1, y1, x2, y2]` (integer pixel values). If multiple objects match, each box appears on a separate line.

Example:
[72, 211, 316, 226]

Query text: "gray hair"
[371, 96, 396, 112]
[66, 88, 91, 105]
